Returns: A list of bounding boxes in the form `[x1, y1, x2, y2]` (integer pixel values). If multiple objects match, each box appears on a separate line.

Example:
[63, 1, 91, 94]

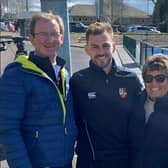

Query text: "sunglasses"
[143, 74, 168, 83]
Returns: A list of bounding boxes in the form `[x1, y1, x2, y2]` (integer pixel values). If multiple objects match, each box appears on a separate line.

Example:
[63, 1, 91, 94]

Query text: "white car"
[0, 22, 9, 31]
[127, 25, 160, 33]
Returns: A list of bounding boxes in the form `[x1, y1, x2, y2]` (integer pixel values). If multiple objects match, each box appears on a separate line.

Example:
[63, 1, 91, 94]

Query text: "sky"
[7, 0, 155, 14]
[70, 0, 154, 14]
[124, 0, 154, 14]
[28, 0, 41, 11]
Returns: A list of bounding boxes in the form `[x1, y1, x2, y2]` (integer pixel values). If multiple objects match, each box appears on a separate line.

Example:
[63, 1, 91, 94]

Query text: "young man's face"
[29, 19, 64, 58]
[85, 31, 115, 72]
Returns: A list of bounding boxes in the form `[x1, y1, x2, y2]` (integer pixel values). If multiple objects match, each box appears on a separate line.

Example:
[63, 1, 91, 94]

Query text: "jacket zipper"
[84, 120, 96, 160]
[21, 69, 67, 125]
[23, 69, 68, 162]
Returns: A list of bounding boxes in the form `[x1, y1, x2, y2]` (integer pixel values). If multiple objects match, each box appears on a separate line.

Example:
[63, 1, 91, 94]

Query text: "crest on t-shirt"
[119, 88, 127, 98]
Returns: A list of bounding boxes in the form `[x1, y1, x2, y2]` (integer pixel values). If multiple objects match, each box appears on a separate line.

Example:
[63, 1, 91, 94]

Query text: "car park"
[127, 25, 160, 33]
[69, 22, 88, 32]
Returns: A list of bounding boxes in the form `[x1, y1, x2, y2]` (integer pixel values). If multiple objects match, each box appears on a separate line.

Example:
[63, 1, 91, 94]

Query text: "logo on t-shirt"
[88, 92, 96, 99]
[119, 88, 127, 98]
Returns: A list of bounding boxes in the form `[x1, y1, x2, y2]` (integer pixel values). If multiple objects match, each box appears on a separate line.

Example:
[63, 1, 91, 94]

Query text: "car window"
[76, 23, 80, 28]
[137, 27, 149, 31]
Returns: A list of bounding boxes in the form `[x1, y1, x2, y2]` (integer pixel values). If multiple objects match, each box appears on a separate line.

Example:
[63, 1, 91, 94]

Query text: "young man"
[70, 22, 142, 168]
[0, 12, 76, 168]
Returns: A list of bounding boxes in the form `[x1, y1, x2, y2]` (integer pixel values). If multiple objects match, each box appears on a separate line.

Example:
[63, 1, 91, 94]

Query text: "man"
[70, 22, 142, 168]
[0, 12, 76, 168]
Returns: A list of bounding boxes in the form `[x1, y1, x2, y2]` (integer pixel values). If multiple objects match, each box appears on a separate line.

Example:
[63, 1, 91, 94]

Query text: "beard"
[94, 54, 112, 69]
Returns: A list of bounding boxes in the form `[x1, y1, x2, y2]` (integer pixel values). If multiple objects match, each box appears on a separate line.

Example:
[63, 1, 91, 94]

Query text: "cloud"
[124, 0, 154, 14]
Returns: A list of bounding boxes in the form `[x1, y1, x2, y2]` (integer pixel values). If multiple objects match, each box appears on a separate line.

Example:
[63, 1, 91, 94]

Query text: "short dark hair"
[86, 22, 113, 44]
[142, 54, 168, 78]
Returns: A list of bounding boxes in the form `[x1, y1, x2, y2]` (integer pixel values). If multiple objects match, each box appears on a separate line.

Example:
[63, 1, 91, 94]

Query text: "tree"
[151, 0, 157, 4]
[152, 0, 168, 32]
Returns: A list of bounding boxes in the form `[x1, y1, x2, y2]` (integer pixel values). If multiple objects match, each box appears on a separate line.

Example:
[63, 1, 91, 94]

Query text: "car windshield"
[137, 27, 150, 30]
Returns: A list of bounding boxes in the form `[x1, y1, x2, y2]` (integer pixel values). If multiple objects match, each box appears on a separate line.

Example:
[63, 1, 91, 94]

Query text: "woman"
[129, 54, 168, 168]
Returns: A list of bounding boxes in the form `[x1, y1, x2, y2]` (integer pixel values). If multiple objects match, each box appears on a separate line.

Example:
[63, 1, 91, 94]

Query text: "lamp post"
[26, 0, 28, 11]
[145, 0, 152, 60]
[120, 0, 123, 27]
[147, 0, 149, 12]
[96, 0, 100, 21]
[96, 0, 104, 21]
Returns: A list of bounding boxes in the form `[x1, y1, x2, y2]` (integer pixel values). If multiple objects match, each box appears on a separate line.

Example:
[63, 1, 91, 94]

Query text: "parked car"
[69, 22, 88, 32]
[0, 19, 15, 32]
[7, 22, 15, 32]
[127, 25, 160, 33]
[0, 22, 9, 31]
[0, 18, 8, 23]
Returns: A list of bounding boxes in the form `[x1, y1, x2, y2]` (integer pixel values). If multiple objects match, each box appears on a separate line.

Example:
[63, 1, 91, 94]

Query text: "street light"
[147, 0, 149, 16]
[26, 0, 28, 11]
[120, 0, 123, 27]
[96, 0, 104, 21]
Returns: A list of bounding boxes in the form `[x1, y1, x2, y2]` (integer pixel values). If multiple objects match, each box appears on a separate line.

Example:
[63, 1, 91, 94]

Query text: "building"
[69, 3, 152, 27]
[69, 4, 97, 25]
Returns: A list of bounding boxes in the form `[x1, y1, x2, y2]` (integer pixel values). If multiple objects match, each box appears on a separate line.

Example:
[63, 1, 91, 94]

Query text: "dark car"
[0, 18, 8, 23]
[69, 22, 88, 32]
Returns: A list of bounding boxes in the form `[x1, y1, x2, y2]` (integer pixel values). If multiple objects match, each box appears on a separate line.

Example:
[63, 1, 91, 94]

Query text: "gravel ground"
[2, 31, 168, 47]
[70, 32, 168, 47]
[70, 32, 123, 45]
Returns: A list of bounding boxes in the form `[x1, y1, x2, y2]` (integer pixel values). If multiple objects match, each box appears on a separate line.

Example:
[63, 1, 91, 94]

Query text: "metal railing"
[123, 34, 168, 66]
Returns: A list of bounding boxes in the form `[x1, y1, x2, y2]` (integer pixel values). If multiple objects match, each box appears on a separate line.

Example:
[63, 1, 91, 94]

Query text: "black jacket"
[70, 60, 142, 167]
[129, 91, 168, 168]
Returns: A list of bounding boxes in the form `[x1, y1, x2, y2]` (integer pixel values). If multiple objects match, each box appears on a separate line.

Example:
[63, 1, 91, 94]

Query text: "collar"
[89, 58, 117, 75]
[29, 51, 65, 82]
[29, 51, 65, 68]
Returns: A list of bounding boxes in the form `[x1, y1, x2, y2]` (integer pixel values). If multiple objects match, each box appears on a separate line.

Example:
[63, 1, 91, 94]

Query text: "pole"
[96, 0, 100, 21]
[26, 0, 28, 12]
[99, 0, 103, 21]
[111, 0, 113, 23]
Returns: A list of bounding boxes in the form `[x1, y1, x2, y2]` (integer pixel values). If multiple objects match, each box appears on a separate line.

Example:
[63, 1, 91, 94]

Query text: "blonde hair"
[29, 12, 64, 36]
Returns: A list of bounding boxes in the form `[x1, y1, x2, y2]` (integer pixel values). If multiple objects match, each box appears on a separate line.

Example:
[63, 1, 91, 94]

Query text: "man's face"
[85, 31, 115, 72]
[29, 19, 64, 58]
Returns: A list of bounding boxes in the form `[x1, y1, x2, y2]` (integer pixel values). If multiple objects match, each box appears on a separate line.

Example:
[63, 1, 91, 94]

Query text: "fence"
[123, 34, 168, 66]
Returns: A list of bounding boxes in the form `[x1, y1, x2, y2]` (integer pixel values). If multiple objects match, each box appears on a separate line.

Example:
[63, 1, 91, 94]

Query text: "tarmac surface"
[0, 33, 142, 168]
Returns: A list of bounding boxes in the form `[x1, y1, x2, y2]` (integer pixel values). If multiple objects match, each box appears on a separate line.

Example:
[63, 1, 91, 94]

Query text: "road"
[71, 46, 89, 73]
[0, 40, 89, 74]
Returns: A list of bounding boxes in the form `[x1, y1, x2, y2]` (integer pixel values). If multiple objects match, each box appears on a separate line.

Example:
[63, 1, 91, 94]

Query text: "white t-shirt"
[144, 97, 155, 123]
[52, 64, 61, 84]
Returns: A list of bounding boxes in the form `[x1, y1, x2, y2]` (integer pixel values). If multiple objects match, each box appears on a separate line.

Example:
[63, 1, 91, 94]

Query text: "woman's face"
[144, 70, 168, 101]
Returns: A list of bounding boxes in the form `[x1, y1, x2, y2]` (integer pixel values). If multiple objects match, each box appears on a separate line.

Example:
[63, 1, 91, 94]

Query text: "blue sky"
[8, 0, 154, 14]
[124, 0, 154, 14]
[70, 0, 154, 14]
